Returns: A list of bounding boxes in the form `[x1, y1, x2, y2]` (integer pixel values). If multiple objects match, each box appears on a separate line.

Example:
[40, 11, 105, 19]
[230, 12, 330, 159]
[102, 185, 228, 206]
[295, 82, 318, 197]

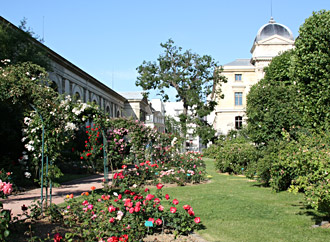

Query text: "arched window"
[74, 92, 81, 101]
[50, 81, 58, 92]
[235, 116, 243, 129]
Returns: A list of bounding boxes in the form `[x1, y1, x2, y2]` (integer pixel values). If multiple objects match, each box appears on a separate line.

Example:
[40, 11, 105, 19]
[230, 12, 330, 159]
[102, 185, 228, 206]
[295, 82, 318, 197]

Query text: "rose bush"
[60, 184, 203, 241]
[0, 170, 13, 240]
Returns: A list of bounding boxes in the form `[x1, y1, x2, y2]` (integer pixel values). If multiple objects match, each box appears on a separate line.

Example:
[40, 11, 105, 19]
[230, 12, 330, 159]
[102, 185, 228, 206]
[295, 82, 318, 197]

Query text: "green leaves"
[136, 39, 226, 143]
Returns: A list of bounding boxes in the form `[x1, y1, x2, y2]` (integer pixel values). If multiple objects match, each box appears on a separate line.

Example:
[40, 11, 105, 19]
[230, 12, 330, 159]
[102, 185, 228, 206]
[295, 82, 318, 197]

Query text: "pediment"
[258, 35, 295, 45]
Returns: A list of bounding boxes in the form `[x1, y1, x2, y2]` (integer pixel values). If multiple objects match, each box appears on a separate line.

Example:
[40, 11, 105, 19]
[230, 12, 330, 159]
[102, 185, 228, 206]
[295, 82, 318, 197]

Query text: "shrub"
[0, 169, 13, 240]
[286, 132, 330, 214]
[215, 137, 259, 175]
[202, 144, 220, 159]
[61, 184, 203, 241]
[246, 140, 286, 186]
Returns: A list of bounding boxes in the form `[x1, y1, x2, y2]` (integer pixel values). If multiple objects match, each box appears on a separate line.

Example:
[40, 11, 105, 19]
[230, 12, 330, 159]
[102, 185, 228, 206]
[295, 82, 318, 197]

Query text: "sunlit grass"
[162, 158, 330, 242]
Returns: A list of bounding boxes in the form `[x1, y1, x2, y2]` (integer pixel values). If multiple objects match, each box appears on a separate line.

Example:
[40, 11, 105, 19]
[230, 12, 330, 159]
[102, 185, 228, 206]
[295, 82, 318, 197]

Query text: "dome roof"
[255, 17, 294, 42]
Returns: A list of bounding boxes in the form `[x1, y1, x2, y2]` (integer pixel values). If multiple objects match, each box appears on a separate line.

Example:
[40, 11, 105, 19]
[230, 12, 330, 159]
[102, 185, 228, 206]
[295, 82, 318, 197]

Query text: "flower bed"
[47, 183, 202, 241]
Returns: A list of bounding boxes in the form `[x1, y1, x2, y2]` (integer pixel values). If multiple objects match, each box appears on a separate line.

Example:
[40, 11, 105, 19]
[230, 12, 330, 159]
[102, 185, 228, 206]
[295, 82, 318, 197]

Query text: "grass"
[162, 158, 330, 242]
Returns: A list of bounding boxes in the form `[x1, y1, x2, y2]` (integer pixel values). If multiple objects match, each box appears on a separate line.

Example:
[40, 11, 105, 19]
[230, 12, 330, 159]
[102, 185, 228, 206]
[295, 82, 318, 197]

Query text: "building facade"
[1, 16, 127, 118]
[212, 17, 295, 135]
[164, 101, 204, 152]
[145, 99, 166, 133]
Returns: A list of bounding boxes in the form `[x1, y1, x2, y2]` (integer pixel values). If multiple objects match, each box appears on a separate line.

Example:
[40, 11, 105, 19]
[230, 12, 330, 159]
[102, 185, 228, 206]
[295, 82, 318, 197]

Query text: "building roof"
[119, 91, 145, 100]
[0, 16, 127, 102]
[223, 59, 253, 67]
[255, 17, 294, 42]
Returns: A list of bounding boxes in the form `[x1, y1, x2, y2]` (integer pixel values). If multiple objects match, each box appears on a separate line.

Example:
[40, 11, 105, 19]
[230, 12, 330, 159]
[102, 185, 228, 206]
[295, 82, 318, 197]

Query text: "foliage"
[165, 115, 181, 135]
[0, 169, 13, 240]
[202, 143, 219, 159]
[246, 140, 286, 186]
[267, 131, 330, 215]
[0, 61, 61, 184]
[113, 151, 206, 188]
[0, 17, 50, 69]
[80, 124, 105, 172]
[214, 136, 259, 175]
[246, 50, 302, 145]
[291, 10, 330, 131]
[58, 184, 203, 241]
[136, 39, 226, 144]
[159, 152, 206, 186]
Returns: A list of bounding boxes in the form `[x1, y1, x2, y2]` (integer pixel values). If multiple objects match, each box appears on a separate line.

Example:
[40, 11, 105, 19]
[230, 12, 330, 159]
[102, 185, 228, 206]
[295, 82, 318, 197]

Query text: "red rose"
[194, 217, 201, 224]
[148, 217, 155, 224]
[156, 183, 164, 189]
[183, 204, 191, 210]
[109, 217, 115, 223]
[172, 199, 179, 205]
[155, 218, 162, 226]
[170, 207, 177, 213]
[165, 194, 170, 200]
[54, 233, 62, 242]
[108, 205, 116, 213]
[158, 205, 164, 211]
[146, 194, 155, 201]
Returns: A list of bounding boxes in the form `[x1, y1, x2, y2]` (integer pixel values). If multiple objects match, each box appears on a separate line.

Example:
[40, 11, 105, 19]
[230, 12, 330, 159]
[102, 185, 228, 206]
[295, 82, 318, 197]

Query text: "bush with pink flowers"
[0, 169, 13, 240]
[60, 184, 203, 241]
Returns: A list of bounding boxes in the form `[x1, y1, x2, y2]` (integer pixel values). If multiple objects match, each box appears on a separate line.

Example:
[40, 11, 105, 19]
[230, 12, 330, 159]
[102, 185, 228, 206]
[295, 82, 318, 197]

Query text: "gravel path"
[2, 173, 108, 218]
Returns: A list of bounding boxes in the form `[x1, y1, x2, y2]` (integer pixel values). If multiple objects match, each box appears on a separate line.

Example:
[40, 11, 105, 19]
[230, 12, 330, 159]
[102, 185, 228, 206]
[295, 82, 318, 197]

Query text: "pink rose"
[194, 217, 201, 223]
[148, 217, 155, 224]
[170, 207, 177, 213]
[172, 199, 179, 205]
[2, 182, 12, 195]
[155, 218, 162, 226]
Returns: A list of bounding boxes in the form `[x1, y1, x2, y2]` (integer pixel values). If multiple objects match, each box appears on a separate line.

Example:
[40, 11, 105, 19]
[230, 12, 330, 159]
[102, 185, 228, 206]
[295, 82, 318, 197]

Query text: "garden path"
[2, 173, 109, 218]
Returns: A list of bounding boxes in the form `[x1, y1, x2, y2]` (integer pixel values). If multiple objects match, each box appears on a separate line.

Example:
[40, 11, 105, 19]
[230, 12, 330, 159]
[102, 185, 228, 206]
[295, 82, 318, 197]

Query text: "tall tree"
[0, 17, 50, 69]
[246, 50, 302, 145]
[136, 39, 226, 144]
[291, 10, 330, 131]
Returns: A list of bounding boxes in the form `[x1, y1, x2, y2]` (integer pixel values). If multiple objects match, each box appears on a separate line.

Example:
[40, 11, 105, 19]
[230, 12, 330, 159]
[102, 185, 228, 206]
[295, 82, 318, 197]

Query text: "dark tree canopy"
[246, 50, 302, 145]
[0, 17, 50, 69]
[136, 39, 226, 143]
[291, 10, 330, 131]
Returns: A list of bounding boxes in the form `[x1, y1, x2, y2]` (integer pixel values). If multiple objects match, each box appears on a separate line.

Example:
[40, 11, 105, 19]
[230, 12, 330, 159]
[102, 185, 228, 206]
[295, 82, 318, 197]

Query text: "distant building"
[120, 92, 151, 122]
[212, 17, 295, 135]
[145, 99, 166, 133]
[164, 102, 204, 152]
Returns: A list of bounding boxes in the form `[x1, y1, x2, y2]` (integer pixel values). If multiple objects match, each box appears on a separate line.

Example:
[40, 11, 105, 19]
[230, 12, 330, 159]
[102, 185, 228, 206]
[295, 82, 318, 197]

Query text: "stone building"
[212, 17, 295, 135]
[145, 99, 166, 133]
[1, 16, 126, 118]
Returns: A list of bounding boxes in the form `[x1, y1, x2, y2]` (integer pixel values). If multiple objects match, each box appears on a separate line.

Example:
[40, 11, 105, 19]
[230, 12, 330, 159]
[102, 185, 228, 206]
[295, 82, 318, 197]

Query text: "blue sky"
[1, 0, 329, 99]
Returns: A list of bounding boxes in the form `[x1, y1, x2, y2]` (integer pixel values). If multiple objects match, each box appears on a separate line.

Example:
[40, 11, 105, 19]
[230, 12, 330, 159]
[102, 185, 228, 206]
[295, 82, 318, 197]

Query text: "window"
[235, 74, 242, 81]
[235, 116, 243, 129]
[74, 92, 81, 100]
[235, 92, 243, 106]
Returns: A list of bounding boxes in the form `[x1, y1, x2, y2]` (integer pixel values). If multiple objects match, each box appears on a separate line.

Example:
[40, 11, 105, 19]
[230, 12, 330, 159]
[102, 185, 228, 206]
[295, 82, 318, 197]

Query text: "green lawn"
[162, 158, 330, 242]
